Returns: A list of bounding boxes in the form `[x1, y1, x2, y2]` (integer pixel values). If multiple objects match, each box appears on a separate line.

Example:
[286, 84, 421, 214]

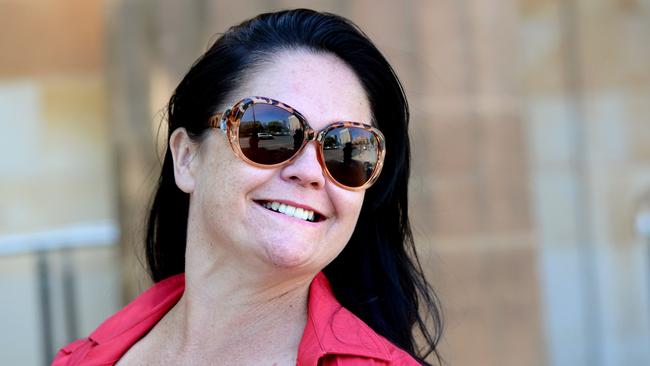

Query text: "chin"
[263, 240, 322, 269]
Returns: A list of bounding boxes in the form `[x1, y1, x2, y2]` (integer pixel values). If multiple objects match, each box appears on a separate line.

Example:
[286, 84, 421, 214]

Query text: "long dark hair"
[145, 9, 443, 365]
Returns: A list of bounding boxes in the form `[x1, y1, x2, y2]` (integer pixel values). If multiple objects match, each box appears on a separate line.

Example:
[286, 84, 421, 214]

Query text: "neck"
[180, 268, 311, 342]
[159, 248, 313, 364]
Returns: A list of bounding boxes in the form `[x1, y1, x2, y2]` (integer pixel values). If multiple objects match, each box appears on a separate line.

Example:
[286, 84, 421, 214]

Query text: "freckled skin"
[184, 50, 372, 277]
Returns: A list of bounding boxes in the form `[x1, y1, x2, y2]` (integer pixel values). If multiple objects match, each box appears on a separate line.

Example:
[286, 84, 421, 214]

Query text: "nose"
[280, 142, 326, 189]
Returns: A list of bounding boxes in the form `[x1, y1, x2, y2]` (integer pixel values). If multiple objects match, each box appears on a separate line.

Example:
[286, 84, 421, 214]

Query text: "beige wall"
[0, 0, 112, 232]
[0, 1, 121, 365]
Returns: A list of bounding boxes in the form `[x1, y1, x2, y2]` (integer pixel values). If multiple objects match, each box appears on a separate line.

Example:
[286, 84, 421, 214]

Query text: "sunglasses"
[208, 96, 386, 190]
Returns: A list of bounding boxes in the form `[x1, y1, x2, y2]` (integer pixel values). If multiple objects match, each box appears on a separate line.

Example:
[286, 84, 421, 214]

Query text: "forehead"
[232, 50, 373, 129]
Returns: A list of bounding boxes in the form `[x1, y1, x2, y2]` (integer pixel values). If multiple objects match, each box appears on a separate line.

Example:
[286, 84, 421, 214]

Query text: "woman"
[54, 9, 442, 366]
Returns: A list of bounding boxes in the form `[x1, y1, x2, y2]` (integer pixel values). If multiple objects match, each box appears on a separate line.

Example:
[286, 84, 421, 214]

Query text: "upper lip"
[254, 199, 327, 219]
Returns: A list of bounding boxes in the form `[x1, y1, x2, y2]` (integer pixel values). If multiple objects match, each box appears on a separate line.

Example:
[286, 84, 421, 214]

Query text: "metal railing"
[0, 221, 119, 365]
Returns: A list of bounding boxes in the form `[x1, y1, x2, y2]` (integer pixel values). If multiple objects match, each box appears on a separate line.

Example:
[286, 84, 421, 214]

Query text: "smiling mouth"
[255, 200, 325, 223]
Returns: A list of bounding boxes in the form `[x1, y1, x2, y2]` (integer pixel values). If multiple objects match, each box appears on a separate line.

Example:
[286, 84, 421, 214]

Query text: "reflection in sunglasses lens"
[322, 127, 378, 187]
[239, 104, 303, 164]
[237, 103, 379, 188]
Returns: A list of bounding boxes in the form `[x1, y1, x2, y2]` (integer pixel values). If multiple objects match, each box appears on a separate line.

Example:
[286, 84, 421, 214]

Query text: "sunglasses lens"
[238, 104, 304, 165]
[322, 127, 379, 188]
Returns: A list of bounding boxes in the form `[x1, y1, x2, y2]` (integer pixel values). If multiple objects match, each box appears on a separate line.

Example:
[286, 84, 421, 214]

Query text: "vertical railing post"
[36, 250, 54, 365]
[61, 247, 78, 342]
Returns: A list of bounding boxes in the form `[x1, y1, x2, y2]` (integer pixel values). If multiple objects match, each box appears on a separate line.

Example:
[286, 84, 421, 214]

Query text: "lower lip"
[254, 202, 323, 227]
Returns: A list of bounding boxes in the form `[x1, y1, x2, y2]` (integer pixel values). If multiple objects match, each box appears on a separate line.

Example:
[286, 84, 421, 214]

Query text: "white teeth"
[260, 201, 317, 222]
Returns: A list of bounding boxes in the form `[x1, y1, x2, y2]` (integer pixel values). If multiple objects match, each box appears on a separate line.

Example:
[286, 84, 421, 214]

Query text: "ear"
[169, 127, 199, 193]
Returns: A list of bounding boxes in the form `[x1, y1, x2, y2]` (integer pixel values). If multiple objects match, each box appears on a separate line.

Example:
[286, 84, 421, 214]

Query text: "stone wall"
[0, 1, 121, 365]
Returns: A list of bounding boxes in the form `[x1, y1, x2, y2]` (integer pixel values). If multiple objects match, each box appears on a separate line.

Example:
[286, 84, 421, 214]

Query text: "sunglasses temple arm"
[208, 112, 229, 133]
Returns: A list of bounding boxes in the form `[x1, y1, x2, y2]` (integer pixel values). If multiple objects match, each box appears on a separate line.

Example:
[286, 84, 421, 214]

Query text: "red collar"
[58, 272, 394, 365]
[298, 272, 391, 364]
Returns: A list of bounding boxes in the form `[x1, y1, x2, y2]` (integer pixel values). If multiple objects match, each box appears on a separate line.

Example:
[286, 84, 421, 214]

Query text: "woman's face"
[176, 50, 373, 275]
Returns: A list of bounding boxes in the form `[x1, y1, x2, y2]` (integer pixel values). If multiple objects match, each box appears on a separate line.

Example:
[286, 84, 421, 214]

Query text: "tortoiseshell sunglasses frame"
[208, 96, 386, 191]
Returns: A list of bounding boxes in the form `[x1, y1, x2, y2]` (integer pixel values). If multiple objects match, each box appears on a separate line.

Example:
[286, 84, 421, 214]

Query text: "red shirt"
[53, 272, 420, 365]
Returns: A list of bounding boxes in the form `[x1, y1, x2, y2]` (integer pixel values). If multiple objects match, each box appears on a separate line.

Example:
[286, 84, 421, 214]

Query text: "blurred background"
[1, 0, 649, 365]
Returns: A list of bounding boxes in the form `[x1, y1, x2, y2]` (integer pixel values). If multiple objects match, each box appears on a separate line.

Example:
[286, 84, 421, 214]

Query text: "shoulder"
[299, 273, 423, 366]
[52, 274, 185, 366]
[317, 352, 422, 366]
[314, 345, 423, 365]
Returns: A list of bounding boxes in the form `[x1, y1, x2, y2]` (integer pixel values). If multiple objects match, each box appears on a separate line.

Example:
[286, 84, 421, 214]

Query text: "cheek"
[331, 188, 365, 229]
[193, 144, 255, 222]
